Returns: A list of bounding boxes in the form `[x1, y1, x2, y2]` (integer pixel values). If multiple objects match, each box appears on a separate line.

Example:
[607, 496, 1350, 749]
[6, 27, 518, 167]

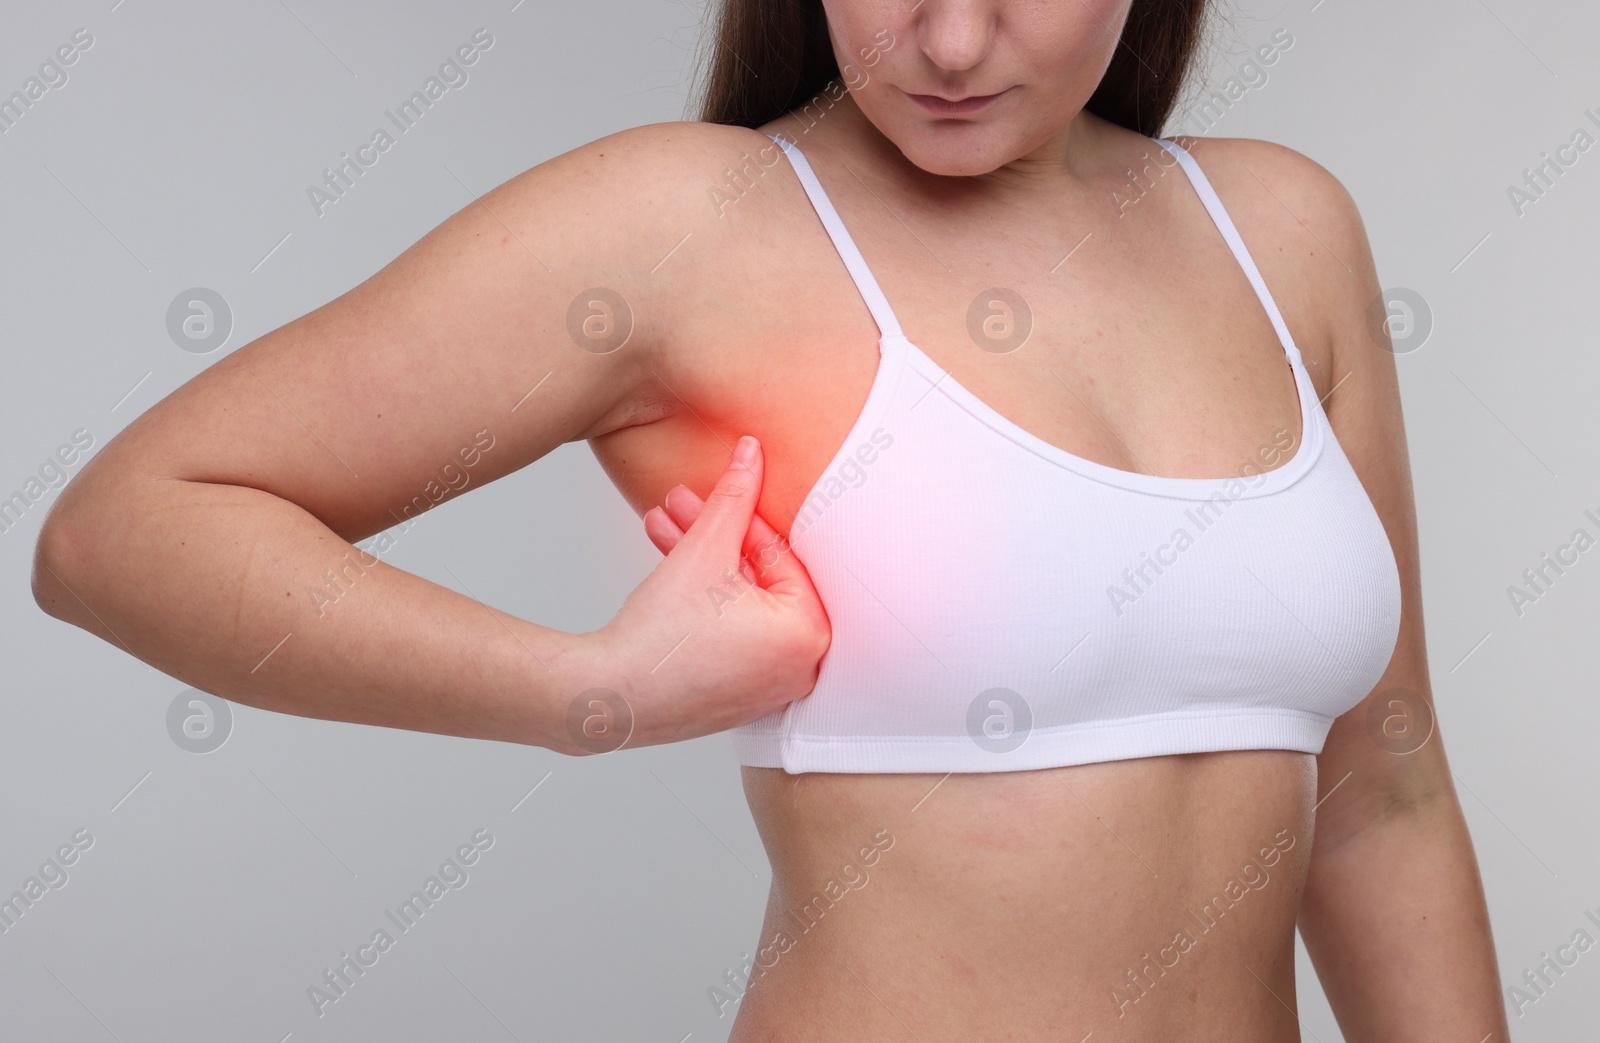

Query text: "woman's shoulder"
[1170, 134, 1366, 237]
[492, 120, 790, 255]
[504, 117, 799, 324]
[1164, 133, 1378, 382]
[538, 118, 798, 274]
[510, 120, 813, 434]
[549, 119, 788, 207]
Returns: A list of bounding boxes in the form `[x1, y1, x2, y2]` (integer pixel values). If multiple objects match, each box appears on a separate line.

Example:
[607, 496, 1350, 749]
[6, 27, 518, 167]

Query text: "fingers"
[656, 486, 759, 587]
[642, 505, 684, 555]
[644, 436, 818, 599]
[656, 482, 812, 596]
[671, 436, 763, 562]
[736, 504, 812, 595]
[663, 483, 706, 529]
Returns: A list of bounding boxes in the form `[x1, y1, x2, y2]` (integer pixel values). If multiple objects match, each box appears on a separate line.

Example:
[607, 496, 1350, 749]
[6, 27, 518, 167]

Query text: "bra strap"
[766, 134, 906, 342]
[1154, 138, 1302, 361]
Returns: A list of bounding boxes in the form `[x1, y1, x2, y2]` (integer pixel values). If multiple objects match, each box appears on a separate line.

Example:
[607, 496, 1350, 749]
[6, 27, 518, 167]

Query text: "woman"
[33, 0, 1507, 1039]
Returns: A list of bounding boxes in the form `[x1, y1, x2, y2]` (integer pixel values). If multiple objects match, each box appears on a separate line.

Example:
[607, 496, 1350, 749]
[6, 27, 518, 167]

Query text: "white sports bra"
[730, 133, 1403, 774]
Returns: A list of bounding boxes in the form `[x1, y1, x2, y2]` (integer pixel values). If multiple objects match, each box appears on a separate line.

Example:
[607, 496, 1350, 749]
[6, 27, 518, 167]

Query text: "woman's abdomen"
[728, 749, 1318, 1043]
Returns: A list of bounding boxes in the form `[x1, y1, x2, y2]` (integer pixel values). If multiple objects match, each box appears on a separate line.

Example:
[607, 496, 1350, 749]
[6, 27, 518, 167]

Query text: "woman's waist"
[733, 752, 1313, 1038]
[730, 899, 1304, 1043]
[739, 751, 1317, 956]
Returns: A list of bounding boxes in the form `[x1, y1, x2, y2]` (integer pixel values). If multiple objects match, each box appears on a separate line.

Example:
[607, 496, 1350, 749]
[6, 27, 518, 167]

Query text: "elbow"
[31, 470, 112, 621]
[32, 510, 86, 620]
[31, 451, 136, 618]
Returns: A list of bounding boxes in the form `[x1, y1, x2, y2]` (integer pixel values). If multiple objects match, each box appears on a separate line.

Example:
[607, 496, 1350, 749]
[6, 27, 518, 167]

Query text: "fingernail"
[732, 435, 759, 467]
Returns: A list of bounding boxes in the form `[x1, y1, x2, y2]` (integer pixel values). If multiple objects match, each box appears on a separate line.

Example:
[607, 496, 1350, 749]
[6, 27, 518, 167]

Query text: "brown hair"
[692, 0, 1210, 139]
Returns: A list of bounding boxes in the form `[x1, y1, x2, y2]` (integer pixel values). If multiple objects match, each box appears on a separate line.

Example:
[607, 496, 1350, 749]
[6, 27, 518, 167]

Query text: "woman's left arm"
[1242, 142, 1511, 1040]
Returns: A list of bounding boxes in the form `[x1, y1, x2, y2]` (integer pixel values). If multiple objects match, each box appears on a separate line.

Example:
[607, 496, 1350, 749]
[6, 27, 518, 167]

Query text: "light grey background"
[2, 0, 1596, 1039]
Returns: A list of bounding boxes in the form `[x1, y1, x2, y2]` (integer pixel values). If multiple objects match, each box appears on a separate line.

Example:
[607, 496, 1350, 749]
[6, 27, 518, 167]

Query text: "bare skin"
[624, 95, 1504, 1040]
[32, 3, 1508, 1040]
[615, 97, 1320, 1039]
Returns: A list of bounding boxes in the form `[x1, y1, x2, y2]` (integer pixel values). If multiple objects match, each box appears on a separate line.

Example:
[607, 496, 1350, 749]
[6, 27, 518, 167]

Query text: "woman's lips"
[906, 88, 1009, 116]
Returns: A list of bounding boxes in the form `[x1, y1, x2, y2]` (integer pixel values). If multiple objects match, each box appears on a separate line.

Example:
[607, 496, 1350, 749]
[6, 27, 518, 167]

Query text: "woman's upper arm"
[1236, 141, 1449, 847]
[46, 120, 739, 546]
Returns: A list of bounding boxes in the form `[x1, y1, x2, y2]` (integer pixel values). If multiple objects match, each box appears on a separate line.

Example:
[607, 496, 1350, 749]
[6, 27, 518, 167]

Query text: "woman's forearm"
[1297, 789, 1511, 1040]
[33, 476, 597, 751]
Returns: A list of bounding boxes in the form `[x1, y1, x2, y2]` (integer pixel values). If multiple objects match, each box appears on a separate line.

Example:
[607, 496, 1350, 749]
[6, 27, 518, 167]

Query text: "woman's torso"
[589, 105, 1339, 1040]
